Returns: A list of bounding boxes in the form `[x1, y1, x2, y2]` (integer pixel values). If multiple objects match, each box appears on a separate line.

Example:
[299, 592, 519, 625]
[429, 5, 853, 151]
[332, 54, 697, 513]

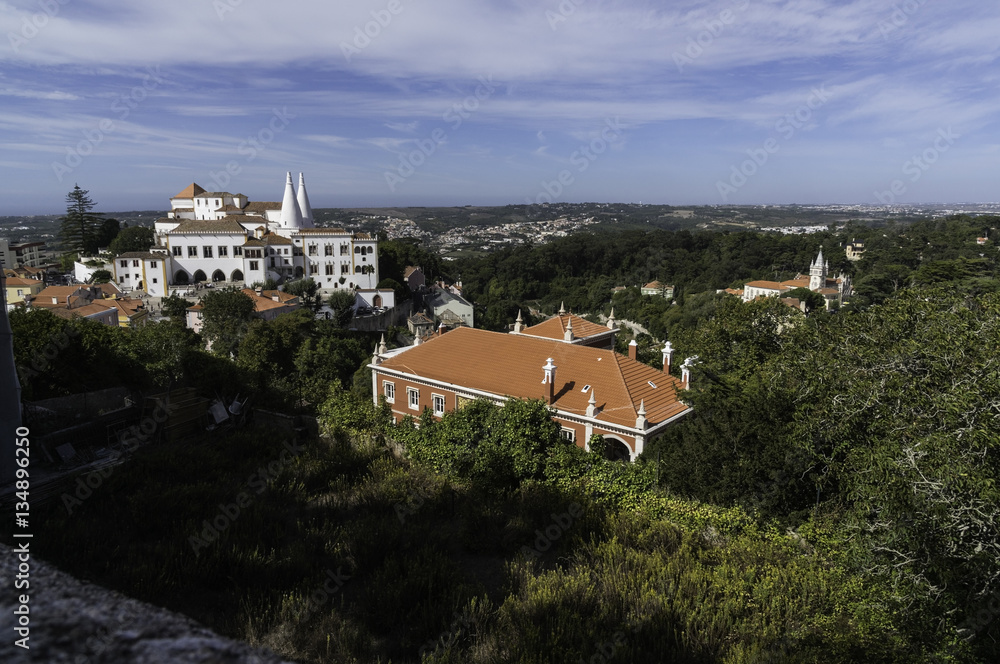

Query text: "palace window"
[560, 429, 575, 443]
[407, 387, 420, 410]
[433, 394, 445, 416]
[383, 382, 395, 403]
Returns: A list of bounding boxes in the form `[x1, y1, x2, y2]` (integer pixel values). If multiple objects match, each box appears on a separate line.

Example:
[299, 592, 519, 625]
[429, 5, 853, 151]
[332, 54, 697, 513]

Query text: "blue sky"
[1, 0, 998, 214]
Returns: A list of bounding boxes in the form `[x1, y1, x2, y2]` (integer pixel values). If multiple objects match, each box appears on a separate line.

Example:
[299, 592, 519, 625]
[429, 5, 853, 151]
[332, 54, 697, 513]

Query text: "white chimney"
[635, 400, 647, 430]
[586, 390, 596, 418]
[564, 317, 574, 342]
[662, 341, 674, 374]
[542, 357, 556, 404]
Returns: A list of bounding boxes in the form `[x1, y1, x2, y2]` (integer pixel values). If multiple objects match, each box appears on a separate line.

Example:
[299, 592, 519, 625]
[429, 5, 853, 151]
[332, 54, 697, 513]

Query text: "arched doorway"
[373, 294, 382, 308]
[596, 436, 632, 462]
[231, 269, 244, 282]
[193, 269, 207, 282]
[174, 270, 190, 285]
[212, 270, 225, 282]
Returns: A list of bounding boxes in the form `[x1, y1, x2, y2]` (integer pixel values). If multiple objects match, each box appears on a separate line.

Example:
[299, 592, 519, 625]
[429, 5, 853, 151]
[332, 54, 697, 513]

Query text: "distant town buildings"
[641, 281, 675, 299]
[734, 249, 851, 309]
[1, 239, 46, 269]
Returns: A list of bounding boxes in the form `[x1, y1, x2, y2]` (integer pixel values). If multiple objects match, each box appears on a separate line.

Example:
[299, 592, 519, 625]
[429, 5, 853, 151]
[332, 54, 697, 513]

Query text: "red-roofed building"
[512, 303, 618, 350]
[370, 327, 694, 461]
[739, 249, 851, 309]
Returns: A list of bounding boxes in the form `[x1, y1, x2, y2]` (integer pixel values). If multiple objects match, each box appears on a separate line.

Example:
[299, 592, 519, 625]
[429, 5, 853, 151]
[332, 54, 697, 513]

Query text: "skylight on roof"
[648, 381, 657, 388]
[581, 385, 591, 393]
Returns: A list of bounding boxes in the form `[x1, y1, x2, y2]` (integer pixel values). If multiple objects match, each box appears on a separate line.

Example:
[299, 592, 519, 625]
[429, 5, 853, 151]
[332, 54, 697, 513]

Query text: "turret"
[296, 172, 314, 228]
[279, 172, 303, 229]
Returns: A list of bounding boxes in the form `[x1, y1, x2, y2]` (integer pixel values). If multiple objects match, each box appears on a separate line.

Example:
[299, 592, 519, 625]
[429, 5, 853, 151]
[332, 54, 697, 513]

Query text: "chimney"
[628, 339, 638, 361]
[586, 389, 596, 418]
[542, 357, 556, 404]
[662, 341, 674, 374]
[438, 322, 446, 336]
[513, 310, 523, 334]
[256, 286, 263, 297]
[272, 293, 280, 301]
[564, 317, 574, 342]
[378, 334, 388, 356]
[681, 356, 699, 390]
[607, 307, 616, 330]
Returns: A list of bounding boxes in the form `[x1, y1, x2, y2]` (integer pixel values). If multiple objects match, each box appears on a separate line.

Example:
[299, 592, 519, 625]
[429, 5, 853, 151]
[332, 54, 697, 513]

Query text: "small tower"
[279, 172, 303, 229]
[809, 248, 827, 291]
[296, 172, 314, 228]
[378, 334, 388, 356]
[635, 400, 647, 430]
[607, 307, 617, 330]
[558, 301, 566, 315]
[586, 390, 596, 418]
[564, 317, 574, 342]
[513, 310, 524, 334]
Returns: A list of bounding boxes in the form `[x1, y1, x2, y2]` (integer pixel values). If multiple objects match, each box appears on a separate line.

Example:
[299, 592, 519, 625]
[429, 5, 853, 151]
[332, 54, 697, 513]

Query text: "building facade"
[370, 327, 694, 461]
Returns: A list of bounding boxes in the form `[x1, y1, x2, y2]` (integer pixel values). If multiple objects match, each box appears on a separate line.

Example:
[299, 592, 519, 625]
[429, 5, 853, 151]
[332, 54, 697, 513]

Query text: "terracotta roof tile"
[377, 328, 689, 430]
[745, 280, 789, 291]
[519, 314, 612, 342]
[168, 220, 249, 234]
[171, 183, 205, 199]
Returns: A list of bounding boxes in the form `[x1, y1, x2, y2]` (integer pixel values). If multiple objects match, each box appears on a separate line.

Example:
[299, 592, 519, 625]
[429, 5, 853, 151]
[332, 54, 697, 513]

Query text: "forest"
[7, 214, 1000, 663]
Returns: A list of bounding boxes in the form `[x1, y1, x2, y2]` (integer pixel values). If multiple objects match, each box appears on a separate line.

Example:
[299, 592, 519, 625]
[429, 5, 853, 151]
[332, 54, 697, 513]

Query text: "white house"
[112, 251, 171, 297]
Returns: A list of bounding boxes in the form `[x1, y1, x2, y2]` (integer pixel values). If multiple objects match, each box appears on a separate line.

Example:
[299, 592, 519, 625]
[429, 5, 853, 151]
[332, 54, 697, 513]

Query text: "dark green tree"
[59, 185, 107, 255]
[282, 278, 321, 311]
[199, 288, 256, 357]
[108, 226, 155, 256]
[88, 269, 112, 284]
[326, 290, 356, 328]
[160, 294, 193, 323]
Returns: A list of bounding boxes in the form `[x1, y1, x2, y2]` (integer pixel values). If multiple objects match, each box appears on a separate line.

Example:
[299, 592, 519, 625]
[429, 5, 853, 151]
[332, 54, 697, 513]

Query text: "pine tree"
[59, 184, 106, 255]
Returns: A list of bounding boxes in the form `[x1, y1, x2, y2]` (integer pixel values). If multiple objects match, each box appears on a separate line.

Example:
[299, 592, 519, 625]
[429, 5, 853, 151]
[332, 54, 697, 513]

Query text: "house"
[185, 287, 301, 333]
[845, 240, 865, 261]
[425, 287, 474, 328]
[25, 285, 118, 327]
[512, 303, 618, 350]
[404, 266, 426, 292]
[641, 281, 674, 299]
[739, 249, 851, 309]
[355, 289, 395, 312]
[370, 327, 694, 461]
[136, 173, 378, 291]
[113, 251, 171, 297]
[74, 256, 113, 285]
[3, 276, 44, 308]
[407, 312, 435, 339]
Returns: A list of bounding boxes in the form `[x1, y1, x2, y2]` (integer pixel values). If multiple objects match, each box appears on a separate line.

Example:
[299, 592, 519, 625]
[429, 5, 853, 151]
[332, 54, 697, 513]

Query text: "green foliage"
[282, 278, 321, 311]
[160, 293, 193, 322]
[88, 269, 112, 284]
[326, 289, 355, 328]
[108, 225, 155, 256]
[200, 288, 256, 357]
[58, 184, 108, 254]
[784, 286, 825, 312]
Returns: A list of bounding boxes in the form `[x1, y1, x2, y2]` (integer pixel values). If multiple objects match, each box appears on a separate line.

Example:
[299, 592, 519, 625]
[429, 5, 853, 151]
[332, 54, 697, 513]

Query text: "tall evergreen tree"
[59, 184, 106, 254]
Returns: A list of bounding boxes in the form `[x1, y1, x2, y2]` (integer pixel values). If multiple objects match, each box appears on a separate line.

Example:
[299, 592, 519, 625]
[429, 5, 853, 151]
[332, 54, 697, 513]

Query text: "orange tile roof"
[376, 327, 689, 430]
[3, 277, 41, 287]
[240, 288, 299, 312]
[780, 278, 810, 289]
[520, 314, 613, 342]
[745, 280, 789, 291]
[244, 201, 281, 212]
[171, 183, 206, 199]
[169, 220, 249, 234]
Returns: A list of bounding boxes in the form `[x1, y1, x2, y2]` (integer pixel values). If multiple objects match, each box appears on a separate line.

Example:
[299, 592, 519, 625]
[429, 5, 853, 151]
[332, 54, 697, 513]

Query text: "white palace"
[112, 173, 378, 296]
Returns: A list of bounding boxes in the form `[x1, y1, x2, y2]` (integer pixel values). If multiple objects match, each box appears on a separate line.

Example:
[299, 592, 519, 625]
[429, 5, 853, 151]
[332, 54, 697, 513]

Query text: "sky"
[0, 0, 998, 214]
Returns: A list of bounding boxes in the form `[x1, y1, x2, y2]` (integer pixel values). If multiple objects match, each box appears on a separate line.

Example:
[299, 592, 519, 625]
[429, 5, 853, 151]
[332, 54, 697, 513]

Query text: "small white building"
[112, 251, 172, 297]
[355, 289, 395, 311]
[74, 256, 113, 285]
